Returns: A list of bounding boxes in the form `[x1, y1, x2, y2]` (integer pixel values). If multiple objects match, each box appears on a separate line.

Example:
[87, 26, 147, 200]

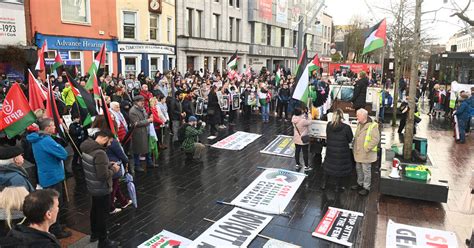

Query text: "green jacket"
[61, 86, 75, 106]
[181, 125, 204, 153]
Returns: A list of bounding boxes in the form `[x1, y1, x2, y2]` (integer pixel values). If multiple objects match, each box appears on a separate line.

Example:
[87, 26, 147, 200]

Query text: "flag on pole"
[308, 54, 321, 75]
[67, 75, 93, 126]
[51, 52, 63, 78]
[0, 84, 37, 138]
[74, 65, 80, 77]
[292, 64, 310, 104]
[45, 81, 66, 139]
[85, 44, 106, 92]
[294, 47, 308, 80]
[28, 69, 47, 111]
[35, 40, 47, 71]
[99, 89, 116, 136]
[362, 19, 387, 55]
[227, 50, 238, 70]
[66, 72, 97, 117]
[275, 67, 282, 87]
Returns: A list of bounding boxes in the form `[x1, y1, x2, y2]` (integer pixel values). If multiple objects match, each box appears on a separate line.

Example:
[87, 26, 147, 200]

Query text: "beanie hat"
[188, 116, 197, 122]
[0, 145, 24, 160]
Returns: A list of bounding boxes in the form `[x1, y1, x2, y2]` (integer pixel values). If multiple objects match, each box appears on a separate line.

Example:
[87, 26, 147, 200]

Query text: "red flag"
[28, 69, 47, 110]
[95, 44, 107, 68]
[92, 71, 100, 99]
[99, 89, 116, 135]
[0, 84, 37, 138]
[35, 41, 47, 80]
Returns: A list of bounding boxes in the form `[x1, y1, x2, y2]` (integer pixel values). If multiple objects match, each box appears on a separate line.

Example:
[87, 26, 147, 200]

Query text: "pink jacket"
[292, 114, 311, 145]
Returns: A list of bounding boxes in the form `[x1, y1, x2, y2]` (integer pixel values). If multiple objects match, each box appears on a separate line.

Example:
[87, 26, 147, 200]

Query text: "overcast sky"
[324, 0, 473, 43]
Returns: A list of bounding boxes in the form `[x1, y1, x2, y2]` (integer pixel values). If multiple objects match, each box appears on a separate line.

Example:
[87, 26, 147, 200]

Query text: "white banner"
[231, 168, 306, 214]
[190, 208, 272, 248]
[276, 0, 288, 24]
[118, 43, 175, 54]
[138, 230, 192, 248]
[386, 220, 458, 248]
[263, 239, 301, 248]
[211, 131, 261, 150]
[260, 135, 295, 157]
[0, 2, 27, 46]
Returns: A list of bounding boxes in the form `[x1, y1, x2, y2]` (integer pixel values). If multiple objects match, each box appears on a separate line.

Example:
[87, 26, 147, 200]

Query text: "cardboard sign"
[231, 168, 306, 214]
[309, 120, 327, 138]
[386, 220, 458, 248]
[190, 208, 272, 248]
[138, 230, 192, 248]
[260, 135, 295, 157]
[211, 131, 261, 150]
[312, 207, 364, 247]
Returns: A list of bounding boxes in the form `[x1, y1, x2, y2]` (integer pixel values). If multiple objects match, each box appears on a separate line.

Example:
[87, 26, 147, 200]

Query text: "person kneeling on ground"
[181, 116, 206, 162]
[5, 189, 61, 247]
[352, 108, 380, 196]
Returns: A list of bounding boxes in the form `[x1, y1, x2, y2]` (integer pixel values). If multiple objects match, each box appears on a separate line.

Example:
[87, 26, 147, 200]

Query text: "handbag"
[294, 123, 310, 144]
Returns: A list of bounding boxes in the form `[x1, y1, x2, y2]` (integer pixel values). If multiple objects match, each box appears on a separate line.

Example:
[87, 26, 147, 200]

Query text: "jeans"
[172, 120, 181, 141]
[261, 104, 270, 121]
[243, 105, 252, 119]
[91, 194, 110, 241]
[458, 118, 467, 142]
[277, 101, 288, 119]
[133, 153, 152, 168]
[356, 162, 371, 190]
[295, 144, 309, 167]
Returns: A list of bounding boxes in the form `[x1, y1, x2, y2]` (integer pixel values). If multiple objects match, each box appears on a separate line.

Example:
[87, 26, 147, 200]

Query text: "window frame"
[122, 11, 138, 40]
[167, 17, 173, 42]
[149, 14, 160, 41]
[60, 0, 91, 25]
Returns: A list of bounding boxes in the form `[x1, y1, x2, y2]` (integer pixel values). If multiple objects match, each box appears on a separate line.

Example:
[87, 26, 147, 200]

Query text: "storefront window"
[125, 57, 137, 77]
[61, 0, 90, 24]
[123, 12, 137, 39]
[45, 51, 56, 59]
[69, 51, 81, 60]
[150, 57, 161, 77]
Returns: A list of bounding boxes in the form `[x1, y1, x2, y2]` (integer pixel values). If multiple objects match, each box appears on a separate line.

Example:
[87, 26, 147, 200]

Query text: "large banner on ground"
[211, 131, 261, 150]
[386, 220, 458, 248]
[190, 208, 272, 248]
[260, 135, 295, 157]
[138, 230, 192, 248]
[231, 168, 306, 214]
[312, 207, 364, 247]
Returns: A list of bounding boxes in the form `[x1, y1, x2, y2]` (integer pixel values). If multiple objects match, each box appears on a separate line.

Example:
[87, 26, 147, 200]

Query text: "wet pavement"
[56, 105, 472, 247]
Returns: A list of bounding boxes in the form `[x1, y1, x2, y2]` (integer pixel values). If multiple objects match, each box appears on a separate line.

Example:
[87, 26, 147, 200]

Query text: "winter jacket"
[5, 224, 60, 248]
[181, 125, 204, 153]
[278, 88, 291, 102]
[182, 99, 195, 121]
[80, 138, 113, 196]
[106, 139, 129, 164]
[0, 164, 34, 192]
[353, 117, 380, 163]
[68, 122, 86, 148]
[292, 114, 311, 145]
[467, 95, 474, 116]
[169, 98, 182, 121]
[26, 132, 68, 188]
[455, 99, 471, 122]
[351, 77, 368, 108]
[323, 122, 354, 177]
[207, 91, 221, 125]
[129, 104, 150, 154]
[61, 86, 75, 107]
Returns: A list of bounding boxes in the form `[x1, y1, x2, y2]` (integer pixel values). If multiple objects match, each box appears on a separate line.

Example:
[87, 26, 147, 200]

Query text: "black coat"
[4, 224, 61, 247]
[323, 122, 354, 177]
[207, 91, 221, 125]
[351, 77, 368, 108]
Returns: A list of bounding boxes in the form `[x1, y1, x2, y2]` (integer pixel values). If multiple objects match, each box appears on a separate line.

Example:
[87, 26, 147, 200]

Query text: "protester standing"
[129, 96, 154, 172]
[292, 108, 312, 172]
[350, 71, 368, 112]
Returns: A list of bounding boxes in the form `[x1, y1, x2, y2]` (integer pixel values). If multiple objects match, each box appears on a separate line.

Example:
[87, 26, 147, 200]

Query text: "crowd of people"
[0, 65, 472, 247]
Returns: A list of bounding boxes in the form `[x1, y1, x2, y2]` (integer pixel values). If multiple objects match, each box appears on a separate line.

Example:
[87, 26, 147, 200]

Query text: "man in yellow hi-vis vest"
[351, 108, 380, 196]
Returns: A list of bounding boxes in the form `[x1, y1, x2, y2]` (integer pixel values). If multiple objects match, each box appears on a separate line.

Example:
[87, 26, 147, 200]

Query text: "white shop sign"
[0, 2, 27, 46]
[118, 44, 175, 54]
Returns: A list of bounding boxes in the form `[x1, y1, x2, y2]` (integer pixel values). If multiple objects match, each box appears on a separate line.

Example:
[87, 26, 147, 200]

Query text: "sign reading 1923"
[0, 24, 17, 35]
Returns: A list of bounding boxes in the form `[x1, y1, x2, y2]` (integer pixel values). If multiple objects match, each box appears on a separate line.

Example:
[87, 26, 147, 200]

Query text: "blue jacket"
[0, 163, 34, 192]
[106, 139, 129, 164]
[26, 132, 68, 187]
[467, 95, 474, 116]
[455, 100, 471, 122]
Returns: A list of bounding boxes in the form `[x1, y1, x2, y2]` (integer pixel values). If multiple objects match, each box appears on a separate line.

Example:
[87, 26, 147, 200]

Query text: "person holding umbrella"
[80, 129, 120, 247]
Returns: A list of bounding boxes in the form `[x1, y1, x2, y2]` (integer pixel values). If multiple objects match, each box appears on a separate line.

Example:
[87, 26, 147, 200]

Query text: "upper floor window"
[61, 0, 90, 24]
[150, 14, 160, 41]
[123, 12, 137, 39]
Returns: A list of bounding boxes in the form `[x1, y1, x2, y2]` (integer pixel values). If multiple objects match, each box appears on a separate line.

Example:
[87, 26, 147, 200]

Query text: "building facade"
[116, 0, 176, 78]
[318, 13, 333, 57]
[446, 27, 474, 53]
[29, 0, 119, 76]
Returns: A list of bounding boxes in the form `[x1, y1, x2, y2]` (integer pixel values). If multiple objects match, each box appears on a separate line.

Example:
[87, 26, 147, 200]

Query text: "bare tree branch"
[450, 0, 474, 26]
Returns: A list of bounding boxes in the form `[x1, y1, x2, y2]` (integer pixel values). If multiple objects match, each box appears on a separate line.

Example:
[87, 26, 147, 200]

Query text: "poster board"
[386, 220, 458, 248]
[211, 131, 261, 150]
[260, 135, 295, 157]
[138, 230, 192, 248]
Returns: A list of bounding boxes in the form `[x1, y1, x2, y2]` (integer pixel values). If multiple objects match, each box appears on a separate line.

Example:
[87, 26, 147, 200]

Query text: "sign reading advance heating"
[190, 208, 272, 248]
[312, 207, 364, 247]
[35, 33, 117, 52]
[118, 43, 175, 54]
[231, 168, 306, 214]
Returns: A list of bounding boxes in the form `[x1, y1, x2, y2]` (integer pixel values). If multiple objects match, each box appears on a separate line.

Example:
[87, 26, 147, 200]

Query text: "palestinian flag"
[66, 72, 97, 117]
[46, 81, 66, 140]
[99, 88, 116, 136]
[275, 67, 282, 87]
[362, 19, 387, 55]
[67, 75, 92, 126]
[227, 50, 238, 70]
[51, 52, 63, 77]
[35, 40, 47, 80]
[308, 53, 321, 75]
[85, 44, 106, 96]
[292, 63, 310, 105]
[294, 47, 307, 79]
[28, 69, 47, 111]
[0, 84, 37, 138]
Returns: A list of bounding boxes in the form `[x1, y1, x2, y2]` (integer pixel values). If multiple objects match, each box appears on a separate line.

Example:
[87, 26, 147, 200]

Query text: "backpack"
[177, 123, 189, 144]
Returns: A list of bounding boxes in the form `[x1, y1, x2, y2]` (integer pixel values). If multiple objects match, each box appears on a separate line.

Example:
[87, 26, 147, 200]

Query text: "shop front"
[35, 33, 118, 76]
[117, 43, 175, 77]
